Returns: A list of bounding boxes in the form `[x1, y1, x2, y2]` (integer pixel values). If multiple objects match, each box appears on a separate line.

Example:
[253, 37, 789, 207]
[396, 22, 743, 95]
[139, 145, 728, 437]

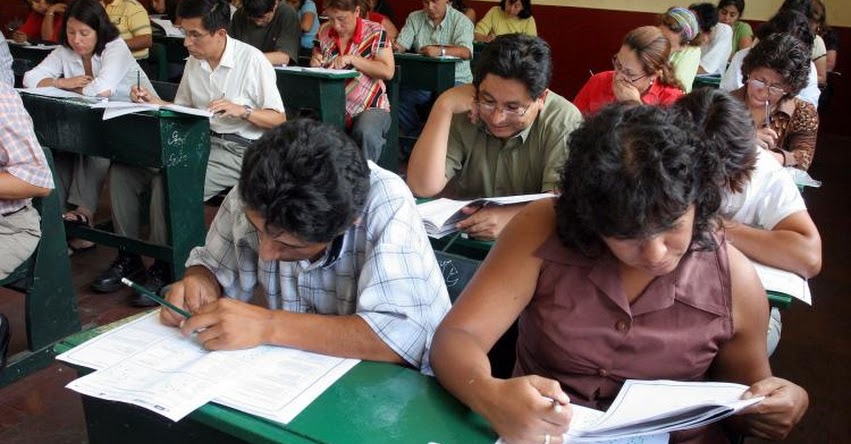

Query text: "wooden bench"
[0, 148, 80, 387]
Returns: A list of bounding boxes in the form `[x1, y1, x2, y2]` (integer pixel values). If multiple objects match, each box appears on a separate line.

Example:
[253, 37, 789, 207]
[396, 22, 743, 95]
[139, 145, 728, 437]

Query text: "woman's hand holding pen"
[329, 54, 356, 70]
[755, 126, 779, 151]
[475, 375, 572, 444]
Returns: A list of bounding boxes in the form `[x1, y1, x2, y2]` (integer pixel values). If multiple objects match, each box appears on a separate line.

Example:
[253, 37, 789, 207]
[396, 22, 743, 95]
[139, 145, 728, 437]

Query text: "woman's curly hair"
[555, 103, 723, 257]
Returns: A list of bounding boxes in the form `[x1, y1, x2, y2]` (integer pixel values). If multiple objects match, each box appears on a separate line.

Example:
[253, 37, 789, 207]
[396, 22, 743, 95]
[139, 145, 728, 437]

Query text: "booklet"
[416, 193, 554, 238]
[566, 380, 763, 441]
[89, 100, 213, 120]
[752, 262, 812, 305]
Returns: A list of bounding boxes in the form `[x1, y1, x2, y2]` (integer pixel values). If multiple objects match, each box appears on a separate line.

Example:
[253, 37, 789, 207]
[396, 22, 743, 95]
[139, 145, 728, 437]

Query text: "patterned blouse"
[316, 18, 390, 124]
[732, 87, 819, 171]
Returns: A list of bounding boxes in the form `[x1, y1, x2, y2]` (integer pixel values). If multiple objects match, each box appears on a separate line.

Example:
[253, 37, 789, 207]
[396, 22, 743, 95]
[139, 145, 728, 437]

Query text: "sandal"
[62, 211, 91, 227]
[68, 241, 96, 257]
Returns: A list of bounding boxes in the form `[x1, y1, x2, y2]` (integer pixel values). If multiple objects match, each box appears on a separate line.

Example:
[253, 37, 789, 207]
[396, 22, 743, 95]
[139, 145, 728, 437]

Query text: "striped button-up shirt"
[186, 163, 451, 373]
[0, 83, 54, 215]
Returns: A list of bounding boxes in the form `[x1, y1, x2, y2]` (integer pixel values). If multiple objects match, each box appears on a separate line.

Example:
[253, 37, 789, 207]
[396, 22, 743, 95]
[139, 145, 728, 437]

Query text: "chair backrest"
[434, 249, 481, 303]
[151, 80, 179, 102]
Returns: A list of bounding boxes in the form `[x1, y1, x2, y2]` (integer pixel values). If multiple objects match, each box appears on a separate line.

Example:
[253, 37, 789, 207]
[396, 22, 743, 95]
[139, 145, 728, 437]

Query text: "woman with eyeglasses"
[732, 33, 817, 171]
[23, 0, 158, 254]
[573, 26, 683, 116]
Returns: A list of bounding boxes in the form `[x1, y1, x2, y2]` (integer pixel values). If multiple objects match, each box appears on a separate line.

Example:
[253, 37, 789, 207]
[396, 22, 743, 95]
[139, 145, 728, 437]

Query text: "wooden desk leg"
[160, 118, 211, 280]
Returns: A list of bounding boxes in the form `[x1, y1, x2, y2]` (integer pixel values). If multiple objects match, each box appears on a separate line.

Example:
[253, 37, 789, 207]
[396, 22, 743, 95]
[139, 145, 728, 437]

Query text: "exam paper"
[58, 312, 359, 423]
[274, 66, 357, 75]
[752, 262, 812, 305]
[494, 404, 669, 444]
[89, 101, 214, 120]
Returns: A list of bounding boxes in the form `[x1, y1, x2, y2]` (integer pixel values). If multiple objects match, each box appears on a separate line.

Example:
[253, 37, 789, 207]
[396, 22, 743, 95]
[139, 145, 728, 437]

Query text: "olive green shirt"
[445, 91, 581, 198]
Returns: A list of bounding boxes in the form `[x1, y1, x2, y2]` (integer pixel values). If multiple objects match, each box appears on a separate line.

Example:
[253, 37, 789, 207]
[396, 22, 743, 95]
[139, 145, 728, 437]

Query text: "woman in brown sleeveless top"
[430, 104, 809, 444]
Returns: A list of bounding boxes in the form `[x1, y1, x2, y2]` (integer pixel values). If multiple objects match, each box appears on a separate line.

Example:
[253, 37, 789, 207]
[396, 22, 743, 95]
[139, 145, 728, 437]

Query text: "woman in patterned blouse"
[732, 33, 818, 170]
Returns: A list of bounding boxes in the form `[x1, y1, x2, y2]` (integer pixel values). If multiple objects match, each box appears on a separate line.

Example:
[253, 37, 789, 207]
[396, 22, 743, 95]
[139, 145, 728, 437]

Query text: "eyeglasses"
[611, 56, 649, 83]
[747, 78, 788, 97]
[475, 99, 532, 119]
[182, 30, 211, 41]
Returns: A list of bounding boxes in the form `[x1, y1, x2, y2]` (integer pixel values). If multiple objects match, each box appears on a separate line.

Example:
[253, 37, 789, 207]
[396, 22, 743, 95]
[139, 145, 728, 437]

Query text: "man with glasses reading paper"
[406, 34, 582, 240]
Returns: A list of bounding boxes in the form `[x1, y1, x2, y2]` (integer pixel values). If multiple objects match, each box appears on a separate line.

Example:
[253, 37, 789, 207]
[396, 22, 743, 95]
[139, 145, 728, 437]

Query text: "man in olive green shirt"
[407, 34, 582, 240]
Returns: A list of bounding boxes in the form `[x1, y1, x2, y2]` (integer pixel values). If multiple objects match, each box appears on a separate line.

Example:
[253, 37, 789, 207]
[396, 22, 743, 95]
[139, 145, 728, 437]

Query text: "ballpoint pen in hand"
[764, 100, 771, 128]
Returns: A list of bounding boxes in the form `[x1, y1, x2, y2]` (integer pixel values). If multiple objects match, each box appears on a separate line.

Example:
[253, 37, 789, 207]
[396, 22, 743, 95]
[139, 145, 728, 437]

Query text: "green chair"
[0, 148, 81, 387]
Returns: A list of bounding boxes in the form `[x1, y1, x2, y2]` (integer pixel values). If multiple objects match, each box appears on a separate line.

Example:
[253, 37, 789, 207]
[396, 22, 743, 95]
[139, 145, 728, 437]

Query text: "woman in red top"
[12, 0, 66, 44]
[573, 26, 684, 115]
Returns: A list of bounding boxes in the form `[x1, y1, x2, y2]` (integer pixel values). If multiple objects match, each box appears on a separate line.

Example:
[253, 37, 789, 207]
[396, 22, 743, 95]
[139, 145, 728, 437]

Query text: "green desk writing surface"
[9, 43, 54, 65]
[395, 53, 460, 94]
[275, 68, 359, 129]
[20, 93, 211, 279]
[56, 324, 497, 444]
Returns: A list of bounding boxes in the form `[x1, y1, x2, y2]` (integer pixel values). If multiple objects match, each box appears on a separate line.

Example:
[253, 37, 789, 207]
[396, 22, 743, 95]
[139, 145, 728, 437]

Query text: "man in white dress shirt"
[93, 0, 286, 305]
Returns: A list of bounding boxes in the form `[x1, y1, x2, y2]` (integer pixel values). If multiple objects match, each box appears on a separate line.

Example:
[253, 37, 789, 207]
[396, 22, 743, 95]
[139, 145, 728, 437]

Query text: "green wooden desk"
[20, 93, 211, 280]
[394, 53, 461, 93]
[55, 325, 496, 444]
[274, 67, 359, 130]
[9, 43, 56, 87]
[692, 74, 721, 90]
[152, 35, 190, 64]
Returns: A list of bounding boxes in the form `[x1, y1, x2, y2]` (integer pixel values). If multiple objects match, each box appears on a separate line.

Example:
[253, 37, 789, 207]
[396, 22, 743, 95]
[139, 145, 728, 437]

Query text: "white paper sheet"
[274, 66, 357, 75]
[58, 312, 359, 423]
[151, 18, 185, 37]
[495, 404, 669, 444]
[752, 262, 812, 305]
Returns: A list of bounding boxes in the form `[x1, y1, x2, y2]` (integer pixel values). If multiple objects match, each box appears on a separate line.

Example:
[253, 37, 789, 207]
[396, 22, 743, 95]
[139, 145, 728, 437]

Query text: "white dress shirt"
[22, 37, 154, 101]
[173, 35, 284, 140]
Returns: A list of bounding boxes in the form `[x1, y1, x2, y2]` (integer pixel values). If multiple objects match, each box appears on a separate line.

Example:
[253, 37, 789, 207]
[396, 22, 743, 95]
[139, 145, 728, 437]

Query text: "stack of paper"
[416, 193, 553, 238]
[567, 380, 762, 441]
[151, 18, 185, 37]
[89, 101, 213, 120]
[752, 262, 812, 305]
[57, 312, 359, 423]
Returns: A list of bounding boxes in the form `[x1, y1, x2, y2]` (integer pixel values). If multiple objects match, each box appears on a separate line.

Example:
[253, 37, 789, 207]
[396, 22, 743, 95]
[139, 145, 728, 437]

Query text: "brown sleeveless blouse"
[514, 233, 735, 443]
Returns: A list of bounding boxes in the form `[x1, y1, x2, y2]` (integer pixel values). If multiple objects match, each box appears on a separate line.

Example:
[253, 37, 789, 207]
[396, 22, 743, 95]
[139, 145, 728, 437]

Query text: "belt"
[2, 206, 27, 217]
[210, 131, 253, 146]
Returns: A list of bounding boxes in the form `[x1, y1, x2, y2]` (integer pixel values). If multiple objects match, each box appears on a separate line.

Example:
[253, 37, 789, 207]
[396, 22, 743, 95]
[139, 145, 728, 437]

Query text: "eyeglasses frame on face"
[475, 97, 533, 119]
[747, 78, 788, 98]
[182, 29, 212, 41]
[611, 55, 649, 83]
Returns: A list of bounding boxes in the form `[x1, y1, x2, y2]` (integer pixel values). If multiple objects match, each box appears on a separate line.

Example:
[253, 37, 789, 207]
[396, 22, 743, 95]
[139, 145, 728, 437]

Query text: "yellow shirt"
[474, 6, 537, 38]
[104, 0, 152, 59]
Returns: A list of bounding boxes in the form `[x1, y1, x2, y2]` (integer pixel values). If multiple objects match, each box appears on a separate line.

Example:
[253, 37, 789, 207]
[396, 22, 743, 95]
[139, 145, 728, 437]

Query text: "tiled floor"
[0, 134, 849, 443]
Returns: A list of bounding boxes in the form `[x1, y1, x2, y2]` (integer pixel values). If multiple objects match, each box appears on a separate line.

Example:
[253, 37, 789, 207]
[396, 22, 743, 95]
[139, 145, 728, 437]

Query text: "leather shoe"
[91, 253, 145, 293]
[130, 262, 171, 308]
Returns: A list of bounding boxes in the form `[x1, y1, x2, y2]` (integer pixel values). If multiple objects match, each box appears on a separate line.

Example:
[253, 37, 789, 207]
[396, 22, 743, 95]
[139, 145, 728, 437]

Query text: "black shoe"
[91, 253, 145, 293]
[130, 262, 170, 308]
[0, 313, 10, 376]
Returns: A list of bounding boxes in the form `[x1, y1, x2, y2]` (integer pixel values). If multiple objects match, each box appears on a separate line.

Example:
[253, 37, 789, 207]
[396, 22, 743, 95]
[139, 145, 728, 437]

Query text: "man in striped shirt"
[160, 120, 451, 373]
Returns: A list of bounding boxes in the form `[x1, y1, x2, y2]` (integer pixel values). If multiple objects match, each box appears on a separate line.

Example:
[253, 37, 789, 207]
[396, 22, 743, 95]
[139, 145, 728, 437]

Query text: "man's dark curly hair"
[742, 33, 811, 97]
[673, 88, 756, 194]
[473, 34, 551, 98]
[555, 104, 722, 257]
[238, 119, 371, 243]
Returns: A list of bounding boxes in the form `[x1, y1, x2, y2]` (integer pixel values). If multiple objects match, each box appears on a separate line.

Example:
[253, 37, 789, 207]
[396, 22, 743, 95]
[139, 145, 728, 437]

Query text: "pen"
[136, 69, 140, 91]
[121, 277, 191, 318]
[764, 100, 771, 128]
[543, 395, 566, 413]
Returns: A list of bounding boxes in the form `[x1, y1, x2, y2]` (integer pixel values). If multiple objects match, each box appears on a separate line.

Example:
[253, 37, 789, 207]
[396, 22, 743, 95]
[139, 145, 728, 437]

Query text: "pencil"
[121, 277, 191, 318]
[764, 100, 771, 128]
[136, 70, 140, 90]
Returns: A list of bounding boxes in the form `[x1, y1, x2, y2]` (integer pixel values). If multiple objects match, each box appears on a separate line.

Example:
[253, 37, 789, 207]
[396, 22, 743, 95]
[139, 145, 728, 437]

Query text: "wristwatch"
[241, 105, 252, 120]
[439, 46, 446, 57]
